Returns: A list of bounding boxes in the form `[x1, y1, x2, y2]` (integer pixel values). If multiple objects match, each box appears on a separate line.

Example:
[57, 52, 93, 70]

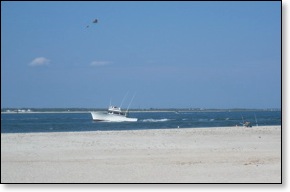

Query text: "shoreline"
[1, 125, 281, 135]
[0, 124, 281, 133]
[1, 125, 281, 183]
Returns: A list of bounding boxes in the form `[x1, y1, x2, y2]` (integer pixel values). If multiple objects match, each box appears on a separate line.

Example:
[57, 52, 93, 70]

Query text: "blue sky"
[1, 1, 281, 109]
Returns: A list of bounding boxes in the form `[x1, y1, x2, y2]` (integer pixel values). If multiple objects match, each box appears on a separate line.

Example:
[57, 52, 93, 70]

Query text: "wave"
[198, 118, 208, 122]
[198, 118, 229, 122]
[141, 118, 171, 122]
[198, 118, 215, 122]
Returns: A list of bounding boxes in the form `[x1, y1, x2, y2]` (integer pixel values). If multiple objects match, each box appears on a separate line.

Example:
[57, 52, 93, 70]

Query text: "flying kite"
[86, 18, 98, 28]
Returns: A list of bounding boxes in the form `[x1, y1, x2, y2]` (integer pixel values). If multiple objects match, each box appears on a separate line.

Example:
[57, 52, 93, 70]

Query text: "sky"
[1, 1, 281, 109]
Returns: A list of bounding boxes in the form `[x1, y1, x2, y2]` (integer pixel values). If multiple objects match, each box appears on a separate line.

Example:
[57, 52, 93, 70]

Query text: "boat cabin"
[108, 106, 127, 116]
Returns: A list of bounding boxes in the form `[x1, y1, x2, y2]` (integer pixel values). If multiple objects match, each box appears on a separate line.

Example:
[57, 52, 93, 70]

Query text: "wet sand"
[1, 126, 281, 183]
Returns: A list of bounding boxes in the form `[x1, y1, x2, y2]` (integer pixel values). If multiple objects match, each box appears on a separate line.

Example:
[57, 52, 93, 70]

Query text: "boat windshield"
[108, 110, 126, 116]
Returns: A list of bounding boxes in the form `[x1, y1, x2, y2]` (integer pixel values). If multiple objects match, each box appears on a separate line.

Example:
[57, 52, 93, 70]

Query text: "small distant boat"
[91, 106, 137, 122]
[243, 121, 252, 127]
[240, 115, 252, 127]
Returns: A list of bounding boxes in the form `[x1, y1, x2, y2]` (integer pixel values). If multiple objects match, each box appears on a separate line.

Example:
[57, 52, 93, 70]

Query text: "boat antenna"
[120, 92, 128, 109]
[126, 92, 136, 114]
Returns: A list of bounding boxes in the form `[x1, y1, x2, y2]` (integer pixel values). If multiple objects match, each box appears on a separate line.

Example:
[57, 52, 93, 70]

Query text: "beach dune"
[1, 126, 281, 183]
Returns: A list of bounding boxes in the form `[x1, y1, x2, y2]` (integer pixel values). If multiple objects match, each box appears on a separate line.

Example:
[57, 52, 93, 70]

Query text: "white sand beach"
[1, 126, 281, 183]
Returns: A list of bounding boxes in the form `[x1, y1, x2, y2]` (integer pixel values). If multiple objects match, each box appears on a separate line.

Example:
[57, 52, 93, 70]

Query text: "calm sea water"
[1, 111, 281, 133]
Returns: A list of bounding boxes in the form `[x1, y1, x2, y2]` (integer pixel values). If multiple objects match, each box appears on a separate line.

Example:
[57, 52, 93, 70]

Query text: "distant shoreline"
[1, 108, 281, 114]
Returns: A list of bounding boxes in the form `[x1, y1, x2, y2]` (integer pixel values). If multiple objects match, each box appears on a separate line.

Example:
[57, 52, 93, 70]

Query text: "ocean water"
[1, 111, 281, 133]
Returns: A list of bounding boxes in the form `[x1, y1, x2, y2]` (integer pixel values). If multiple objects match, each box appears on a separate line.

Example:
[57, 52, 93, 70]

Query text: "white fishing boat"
[91, 93, 137, 122]
[91, 106, 137, 122]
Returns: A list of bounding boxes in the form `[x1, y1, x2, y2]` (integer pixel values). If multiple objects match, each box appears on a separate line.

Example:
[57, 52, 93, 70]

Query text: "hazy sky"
[1, 1, 281, 109]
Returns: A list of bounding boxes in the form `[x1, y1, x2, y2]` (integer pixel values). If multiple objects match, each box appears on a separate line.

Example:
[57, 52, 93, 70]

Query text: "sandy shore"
[1, 126, 281, 183]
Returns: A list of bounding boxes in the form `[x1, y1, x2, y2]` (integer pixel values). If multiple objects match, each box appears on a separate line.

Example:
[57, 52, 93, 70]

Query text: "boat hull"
[90, 112, 137, 122]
